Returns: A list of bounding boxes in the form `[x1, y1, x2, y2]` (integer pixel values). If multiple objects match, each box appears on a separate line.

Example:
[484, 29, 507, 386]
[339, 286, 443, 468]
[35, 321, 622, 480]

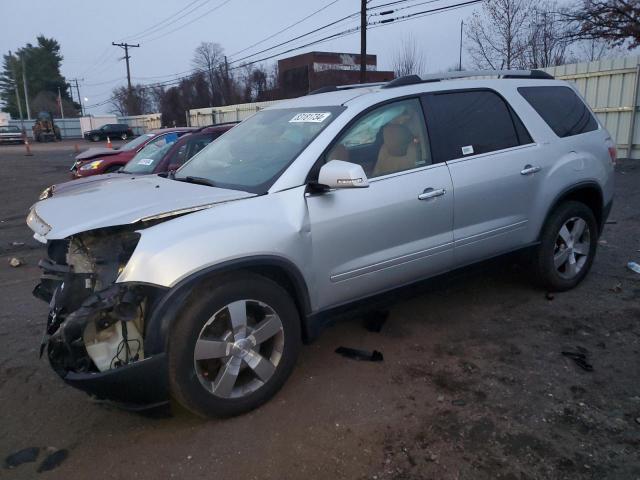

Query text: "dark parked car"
[72, 127, 196, 177]
[0, 125, 23, 144]
[83, 123, 134, 142]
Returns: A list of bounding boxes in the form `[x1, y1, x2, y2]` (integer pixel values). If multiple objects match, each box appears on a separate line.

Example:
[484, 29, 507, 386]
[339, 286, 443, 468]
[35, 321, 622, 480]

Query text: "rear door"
[306, 98, 454, 309]
[422, 89, 542, 266]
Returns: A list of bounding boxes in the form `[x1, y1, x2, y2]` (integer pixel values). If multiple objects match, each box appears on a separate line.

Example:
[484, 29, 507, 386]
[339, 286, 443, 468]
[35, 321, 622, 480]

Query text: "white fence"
[9, 113, 163, 139]
[188, 101, 281, 127]
[543, 56, 640, 159]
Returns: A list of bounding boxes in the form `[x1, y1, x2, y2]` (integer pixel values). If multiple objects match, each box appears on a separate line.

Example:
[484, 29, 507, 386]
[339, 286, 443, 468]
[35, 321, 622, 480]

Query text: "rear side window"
[423, 90, 531, 162]
[518, 86, 598, 138]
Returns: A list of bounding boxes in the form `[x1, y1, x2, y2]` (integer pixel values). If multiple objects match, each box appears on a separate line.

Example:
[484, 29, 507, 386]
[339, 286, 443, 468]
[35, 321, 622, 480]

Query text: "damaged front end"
[34, 228, 169, 409]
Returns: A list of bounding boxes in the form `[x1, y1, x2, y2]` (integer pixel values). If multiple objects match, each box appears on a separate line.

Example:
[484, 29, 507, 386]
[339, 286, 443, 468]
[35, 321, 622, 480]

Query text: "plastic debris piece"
[451, 399, 466, 406]
[37, 449, 68, 473]
[609, 282, 622, 293]
[8, 257, 22, 267]
[362, 309, 389, 332]
[10, 241, 25, 247]
[627, 262, 640, 274]
[4, 447, 40, 469]
[562, 348, 593, 372]
[335, 346, 383, 362]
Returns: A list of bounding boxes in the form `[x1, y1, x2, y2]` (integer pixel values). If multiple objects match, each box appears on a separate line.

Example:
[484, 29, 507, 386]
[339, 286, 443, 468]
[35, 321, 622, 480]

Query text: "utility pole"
[69, 78, 84, 116]
[8, 51, 24, 131]
[57, 86, 65, 119]
[459, 20, 464, 71]
[21, 52, 31, 119]
[360, 0, 367, 83]
[112, 42, 140, 92]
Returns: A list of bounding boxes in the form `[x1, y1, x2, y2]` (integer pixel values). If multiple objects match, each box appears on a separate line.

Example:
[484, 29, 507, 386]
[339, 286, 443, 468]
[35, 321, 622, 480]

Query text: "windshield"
[119, 133, 154, 151]
[0, 126, 20, 133]
[123, 142, 173, 173]
[175, 107, 343, 193]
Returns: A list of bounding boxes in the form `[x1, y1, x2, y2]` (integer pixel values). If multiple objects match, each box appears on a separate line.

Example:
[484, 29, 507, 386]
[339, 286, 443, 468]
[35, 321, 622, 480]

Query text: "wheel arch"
[143, 256, 312, 355]
[540, 181, 604, 238]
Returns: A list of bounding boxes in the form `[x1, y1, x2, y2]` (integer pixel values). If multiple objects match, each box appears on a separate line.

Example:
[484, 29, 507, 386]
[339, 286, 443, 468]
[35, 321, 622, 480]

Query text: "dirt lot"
[0, 140, 639, 479]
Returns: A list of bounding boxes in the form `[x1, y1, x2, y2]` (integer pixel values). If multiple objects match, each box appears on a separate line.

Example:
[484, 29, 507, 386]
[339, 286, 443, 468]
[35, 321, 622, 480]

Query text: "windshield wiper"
[175, 176, 218, 187]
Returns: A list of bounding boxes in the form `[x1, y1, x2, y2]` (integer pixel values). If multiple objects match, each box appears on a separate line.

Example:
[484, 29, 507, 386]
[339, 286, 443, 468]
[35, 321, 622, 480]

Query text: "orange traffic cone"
[107, 136, 112, 149]
[24, 138, 33, 156]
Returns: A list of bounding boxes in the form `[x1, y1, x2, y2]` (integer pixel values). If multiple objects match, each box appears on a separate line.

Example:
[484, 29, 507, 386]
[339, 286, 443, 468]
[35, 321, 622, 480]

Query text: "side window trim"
[421, 87, 532, 163]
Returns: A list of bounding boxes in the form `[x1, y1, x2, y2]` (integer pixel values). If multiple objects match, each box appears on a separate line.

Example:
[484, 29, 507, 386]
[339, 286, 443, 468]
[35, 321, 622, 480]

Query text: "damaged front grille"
[34, 228, 149, 376]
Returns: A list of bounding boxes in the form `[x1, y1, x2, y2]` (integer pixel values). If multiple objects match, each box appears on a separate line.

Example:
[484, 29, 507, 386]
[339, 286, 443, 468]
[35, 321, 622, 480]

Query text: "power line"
[228, 11, 359, 65]
[229, 0, 343, 57]
[118, 0, 209, 42]
[85, 0, 482, 108]
[142, 0, 235, 44]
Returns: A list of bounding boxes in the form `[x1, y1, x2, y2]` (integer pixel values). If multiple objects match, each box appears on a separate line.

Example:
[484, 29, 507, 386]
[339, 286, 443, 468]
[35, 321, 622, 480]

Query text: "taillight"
[608, 146, 617, 166]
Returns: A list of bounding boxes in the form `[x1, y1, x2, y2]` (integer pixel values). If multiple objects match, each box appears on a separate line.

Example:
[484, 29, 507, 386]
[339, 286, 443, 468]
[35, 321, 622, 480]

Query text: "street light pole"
[360, 0, 367, 83]
[8, 51, 24, 131]
[459, 20, 464, 71]
[21, 52, 31, 119]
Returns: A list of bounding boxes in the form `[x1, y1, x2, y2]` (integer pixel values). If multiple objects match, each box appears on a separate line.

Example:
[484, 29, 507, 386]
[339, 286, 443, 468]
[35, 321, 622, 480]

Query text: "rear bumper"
[61, 353, 169, 410]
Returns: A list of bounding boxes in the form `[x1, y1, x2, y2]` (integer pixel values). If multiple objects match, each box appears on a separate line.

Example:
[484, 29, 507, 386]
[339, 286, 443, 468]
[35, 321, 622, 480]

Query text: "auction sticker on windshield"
[137, 158, 154, 165]
[289, 112, 331, 123]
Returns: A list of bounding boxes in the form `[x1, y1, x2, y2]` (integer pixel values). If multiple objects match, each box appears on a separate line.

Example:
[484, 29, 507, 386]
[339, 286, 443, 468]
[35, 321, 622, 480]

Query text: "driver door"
[305, 98, 455, 309]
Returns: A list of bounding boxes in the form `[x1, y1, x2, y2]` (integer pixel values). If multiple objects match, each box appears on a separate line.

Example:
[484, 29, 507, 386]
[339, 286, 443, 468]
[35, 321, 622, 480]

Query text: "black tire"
[168, 272, 301, 418]
[120, 132, 128, 140]
[532, 201, 598, 292]
[91, 134, 100, 142]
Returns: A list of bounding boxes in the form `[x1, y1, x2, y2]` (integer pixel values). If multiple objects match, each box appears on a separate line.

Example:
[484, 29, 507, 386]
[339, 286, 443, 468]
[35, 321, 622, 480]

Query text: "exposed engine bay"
[34, 228, 154, 377]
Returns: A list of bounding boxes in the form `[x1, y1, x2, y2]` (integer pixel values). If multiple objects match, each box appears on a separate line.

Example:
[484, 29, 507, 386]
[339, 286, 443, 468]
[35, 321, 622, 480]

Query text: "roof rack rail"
[382, 69, 554, 89]
[307, 82, 388, 95]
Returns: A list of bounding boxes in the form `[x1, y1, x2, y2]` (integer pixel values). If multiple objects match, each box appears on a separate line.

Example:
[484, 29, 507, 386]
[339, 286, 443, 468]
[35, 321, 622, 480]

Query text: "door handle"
[520, 165, 541, 175]
[418, 188, 446, 200]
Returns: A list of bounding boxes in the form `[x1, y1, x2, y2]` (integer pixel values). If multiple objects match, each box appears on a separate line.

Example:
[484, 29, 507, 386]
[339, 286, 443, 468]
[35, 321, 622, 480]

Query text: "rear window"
[423, 90, 532, 162]
[518, 86, 598, 138]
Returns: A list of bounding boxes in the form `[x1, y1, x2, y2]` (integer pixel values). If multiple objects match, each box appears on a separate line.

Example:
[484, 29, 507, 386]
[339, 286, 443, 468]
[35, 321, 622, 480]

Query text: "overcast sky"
[1, 0, 483, 115]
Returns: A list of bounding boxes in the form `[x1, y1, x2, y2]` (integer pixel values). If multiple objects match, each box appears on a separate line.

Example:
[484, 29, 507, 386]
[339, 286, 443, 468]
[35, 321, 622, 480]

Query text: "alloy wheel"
[553, 216, 591, 279]
[193, 299, 284, 399]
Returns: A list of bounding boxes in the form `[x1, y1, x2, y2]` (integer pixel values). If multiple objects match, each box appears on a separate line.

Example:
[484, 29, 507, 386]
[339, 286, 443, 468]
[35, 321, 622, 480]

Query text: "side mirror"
[317, 160, 369, 189]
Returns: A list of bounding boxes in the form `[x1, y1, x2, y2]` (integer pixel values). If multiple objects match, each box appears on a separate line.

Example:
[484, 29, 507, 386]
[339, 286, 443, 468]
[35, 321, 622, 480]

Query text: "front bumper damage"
[34, 230, 169, 410]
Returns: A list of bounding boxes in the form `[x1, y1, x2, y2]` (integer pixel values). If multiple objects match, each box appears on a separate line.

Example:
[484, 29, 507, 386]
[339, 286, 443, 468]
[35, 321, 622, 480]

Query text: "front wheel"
[168, 273, 301, 418]
[532, 201, 598, 291]
[91, 134, 100, 142]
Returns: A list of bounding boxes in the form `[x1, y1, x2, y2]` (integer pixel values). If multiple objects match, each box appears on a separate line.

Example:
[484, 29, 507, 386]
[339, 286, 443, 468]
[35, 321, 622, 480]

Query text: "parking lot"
[0, 140, 639, 479]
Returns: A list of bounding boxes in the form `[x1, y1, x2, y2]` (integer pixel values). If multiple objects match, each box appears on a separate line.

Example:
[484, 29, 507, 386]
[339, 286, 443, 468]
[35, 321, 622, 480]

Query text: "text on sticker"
[289, 112, 331, 123]
[138, 158, 154, 165]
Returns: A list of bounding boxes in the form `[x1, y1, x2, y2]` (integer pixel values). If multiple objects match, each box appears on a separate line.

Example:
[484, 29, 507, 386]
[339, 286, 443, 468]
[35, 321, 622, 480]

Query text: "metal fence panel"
[543, 56, 640, 159]
[188, 100, 281, 127]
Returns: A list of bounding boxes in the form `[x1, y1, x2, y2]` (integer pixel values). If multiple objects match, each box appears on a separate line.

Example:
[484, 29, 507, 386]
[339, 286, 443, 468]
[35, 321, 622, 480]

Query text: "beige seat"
[373, 124, 419, 177]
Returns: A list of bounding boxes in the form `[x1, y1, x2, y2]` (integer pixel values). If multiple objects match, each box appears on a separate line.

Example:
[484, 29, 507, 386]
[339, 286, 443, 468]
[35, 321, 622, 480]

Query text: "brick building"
[277, 51, 395, 98]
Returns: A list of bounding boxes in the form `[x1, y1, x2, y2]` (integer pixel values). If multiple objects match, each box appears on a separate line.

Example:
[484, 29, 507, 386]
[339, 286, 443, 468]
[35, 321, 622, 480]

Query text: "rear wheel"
[168, 273, 301, 418]
[533, 201, 598, 291]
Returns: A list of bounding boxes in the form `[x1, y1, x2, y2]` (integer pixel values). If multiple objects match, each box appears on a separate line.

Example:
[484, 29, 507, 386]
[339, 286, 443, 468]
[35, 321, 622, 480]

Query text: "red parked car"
[70, 127, 196, 178]
[121, 123, 237, 175]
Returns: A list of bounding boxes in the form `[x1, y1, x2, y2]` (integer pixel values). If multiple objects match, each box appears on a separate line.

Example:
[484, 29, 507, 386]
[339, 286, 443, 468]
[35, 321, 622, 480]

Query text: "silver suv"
[28, 70, 615, 417]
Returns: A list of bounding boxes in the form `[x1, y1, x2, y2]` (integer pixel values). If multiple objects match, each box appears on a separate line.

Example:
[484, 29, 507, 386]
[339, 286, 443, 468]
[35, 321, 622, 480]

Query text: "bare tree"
[192, 42, 224, 105]
[110, 85, 153, 116]
[392, 36, 426, 77]
[563, 0, 640, 49]
[466, 0, 531, 69]
[574, 38, 625, 61]
[526, 2, 574, 68]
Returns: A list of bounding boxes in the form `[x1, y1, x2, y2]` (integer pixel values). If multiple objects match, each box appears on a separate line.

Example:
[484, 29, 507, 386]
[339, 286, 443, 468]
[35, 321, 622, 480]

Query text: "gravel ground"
[0, 141, 639, 480]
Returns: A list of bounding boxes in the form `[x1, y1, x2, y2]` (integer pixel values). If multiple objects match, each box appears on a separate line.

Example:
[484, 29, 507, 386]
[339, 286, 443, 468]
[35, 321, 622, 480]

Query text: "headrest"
[382, 123, 413, 156]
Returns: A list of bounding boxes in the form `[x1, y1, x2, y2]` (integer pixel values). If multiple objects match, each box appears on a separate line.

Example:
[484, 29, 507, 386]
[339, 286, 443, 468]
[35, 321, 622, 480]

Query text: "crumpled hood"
[75, 147, 123, 161]
[29, 175, 255, 240]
